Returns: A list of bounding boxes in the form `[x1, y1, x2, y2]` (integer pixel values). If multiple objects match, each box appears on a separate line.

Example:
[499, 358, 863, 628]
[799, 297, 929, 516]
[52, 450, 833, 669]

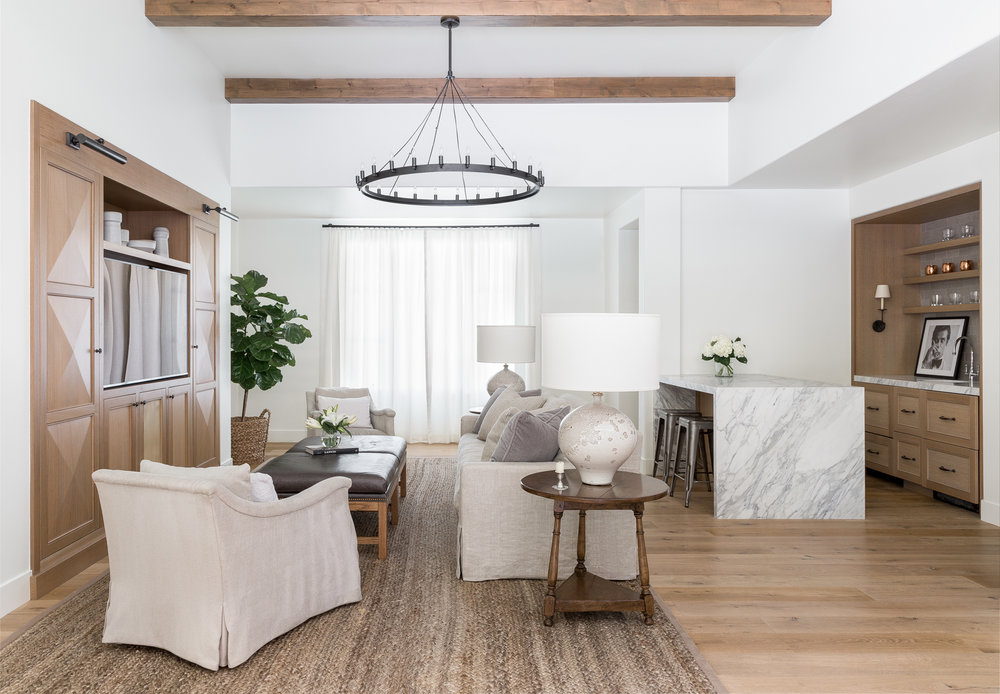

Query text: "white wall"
[233, 217, 606, 441]
[729, 0, 1000, 183]
[850, 133, 1000, 525]
[0, 0, 231, 616]
[679, 189, 852, 383]
[231, 103, 729, 188]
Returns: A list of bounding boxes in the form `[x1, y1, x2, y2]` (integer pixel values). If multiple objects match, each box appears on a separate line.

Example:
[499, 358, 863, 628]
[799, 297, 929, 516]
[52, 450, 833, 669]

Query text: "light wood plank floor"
[5, 444, 998, 694]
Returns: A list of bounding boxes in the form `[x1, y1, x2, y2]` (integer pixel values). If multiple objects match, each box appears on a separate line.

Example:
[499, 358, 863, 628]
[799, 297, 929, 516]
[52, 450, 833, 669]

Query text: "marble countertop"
[660, 373, 850, 394]
[853, 374, 979, 396]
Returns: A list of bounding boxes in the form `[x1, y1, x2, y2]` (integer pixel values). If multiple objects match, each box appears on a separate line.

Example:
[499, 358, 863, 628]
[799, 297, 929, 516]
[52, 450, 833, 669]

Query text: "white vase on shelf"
[103, 212, 122, 243]
[152, 226, 169, 257]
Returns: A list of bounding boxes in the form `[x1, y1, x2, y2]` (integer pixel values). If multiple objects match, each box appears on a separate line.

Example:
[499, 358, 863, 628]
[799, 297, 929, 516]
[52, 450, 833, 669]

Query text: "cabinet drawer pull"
[938, 465, 957, 473]
[192, 344, 200, 349]
[938, 416, 957, 421]
[866, 449, 880, 455]
[139, 400, 146, 405]
[131, 402, 139, 408]
[901, 455, 917, 462]
[900, 409, 916, 414]
[94, 347, 103, 354]
[169, 394, 175, 399]
[866, 406, 880, 411]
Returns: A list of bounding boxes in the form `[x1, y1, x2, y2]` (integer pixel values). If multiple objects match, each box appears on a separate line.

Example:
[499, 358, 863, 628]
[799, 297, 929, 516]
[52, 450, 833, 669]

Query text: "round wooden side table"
[520, 470, 669, 626]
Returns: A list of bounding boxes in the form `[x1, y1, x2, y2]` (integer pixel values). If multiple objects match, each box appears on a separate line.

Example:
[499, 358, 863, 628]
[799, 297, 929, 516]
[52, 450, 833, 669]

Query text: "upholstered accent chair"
[92, 468, 361, 670]
[305, 386, 396, 437]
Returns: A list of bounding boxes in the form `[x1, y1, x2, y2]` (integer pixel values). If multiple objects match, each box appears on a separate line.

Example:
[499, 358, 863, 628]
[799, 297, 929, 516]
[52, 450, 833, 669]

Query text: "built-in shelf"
[103, 240, 191, 271]
[903, 304, 980, 314]
[903, 269, 979, 285]
[901, 236, 980, 255]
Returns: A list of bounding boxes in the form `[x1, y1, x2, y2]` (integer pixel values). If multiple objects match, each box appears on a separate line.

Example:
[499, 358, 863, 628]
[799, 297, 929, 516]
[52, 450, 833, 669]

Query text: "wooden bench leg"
[378, 502, 388, 559]
[400, 457, 407, 497]
[390, 484, 400, 526]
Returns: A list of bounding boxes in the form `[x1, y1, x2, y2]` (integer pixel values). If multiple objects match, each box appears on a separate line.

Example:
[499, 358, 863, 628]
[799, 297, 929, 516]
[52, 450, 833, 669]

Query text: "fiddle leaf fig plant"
[231, 270, 312, 419]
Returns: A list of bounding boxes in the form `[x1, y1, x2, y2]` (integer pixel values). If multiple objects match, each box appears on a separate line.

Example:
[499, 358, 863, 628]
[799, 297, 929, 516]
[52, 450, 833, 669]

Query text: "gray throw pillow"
[519, 389, 542, 397]
[472, 385, 507, 435]
[491, 406, 570, 462]
[476, 389, 547, 442]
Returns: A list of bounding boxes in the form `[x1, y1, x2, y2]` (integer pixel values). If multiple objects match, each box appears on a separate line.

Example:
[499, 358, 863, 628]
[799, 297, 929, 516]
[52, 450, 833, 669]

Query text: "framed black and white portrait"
[914, 316, 968, 379]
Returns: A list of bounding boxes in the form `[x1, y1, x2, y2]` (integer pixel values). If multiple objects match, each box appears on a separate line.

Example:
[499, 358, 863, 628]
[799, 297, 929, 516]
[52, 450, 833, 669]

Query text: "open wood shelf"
[903, 304, 980, 314]
[103, 241, 191, 271]
[903, 269, 979, 285]
[902, 236, 980, 255]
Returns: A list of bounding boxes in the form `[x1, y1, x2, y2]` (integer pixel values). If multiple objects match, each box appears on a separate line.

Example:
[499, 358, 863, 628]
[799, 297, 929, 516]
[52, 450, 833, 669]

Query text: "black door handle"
[938, 416, 957, 421]
[938, 466, 956, 473]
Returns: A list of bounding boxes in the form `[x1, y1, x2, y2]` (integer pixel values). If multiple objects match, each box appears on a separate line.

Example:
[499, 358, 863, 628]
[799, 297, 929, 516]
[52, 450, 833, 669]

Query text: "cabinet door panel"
[924, 395, 978, 448]
[168, 384, 192, 467]
[102, 392, 137, 472]
[893, 389, 922, 436]
[139, 388, 167, 464]
[43, 159, 96, 288]
[193, 387, 218, 467]
[45, 295, 95, 411]
[41, 414, 98, 554]
[864, 433, 891, 473]
[893, 436, 922, 484]
[194, 309, 217, 385]
[193, 222, 217, 304]
[863, 388, 891, 434]
[924, 441, 978, 501]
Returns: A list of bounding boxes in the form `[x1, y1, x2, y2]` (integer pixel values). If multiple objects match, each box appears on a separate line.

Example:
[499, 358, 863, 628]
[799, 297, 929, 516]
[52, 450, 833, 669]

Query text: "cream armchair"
[306, 386, 396, 437]
[92, 469, 361, 670]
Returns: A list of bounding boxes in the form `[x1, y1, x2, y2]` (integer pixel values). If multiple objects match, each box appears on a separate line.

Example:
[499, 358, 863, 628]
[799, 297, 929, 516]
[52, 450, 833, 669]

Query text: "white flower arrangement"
[700, 335, 748, 377]
[305, 405, 357, 439]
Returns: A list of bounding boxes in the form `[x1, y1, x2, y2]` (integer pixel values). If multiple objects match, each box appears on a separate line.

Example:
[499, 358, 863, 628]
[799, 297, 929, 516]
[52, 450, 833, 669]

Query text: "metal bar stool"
[652, 407, 701, 481]
[670, 415, 714, 508]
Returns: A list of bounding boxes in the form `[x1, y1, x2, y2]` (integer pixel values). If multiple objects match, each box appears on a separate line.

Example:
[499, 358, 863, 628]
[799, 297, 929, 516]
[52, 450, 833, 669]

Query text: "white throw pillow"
[316, 394, 372, 429]
[139, 459, 254, 501]
[250, 472, 278, 502]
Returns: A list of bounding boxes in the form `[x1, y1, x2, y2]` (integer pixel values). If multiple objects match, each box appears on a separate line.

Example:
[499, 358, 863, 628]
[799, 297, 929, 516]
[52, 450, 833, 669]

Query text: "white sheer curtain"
[324, 226, 536, 442]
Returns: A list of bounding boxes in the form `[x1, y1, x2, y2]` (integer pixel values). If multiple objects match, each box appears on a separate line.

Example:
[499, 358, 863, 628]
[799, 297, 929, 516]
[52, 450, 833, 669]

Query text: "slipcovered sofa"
[454, 390, 641, 581]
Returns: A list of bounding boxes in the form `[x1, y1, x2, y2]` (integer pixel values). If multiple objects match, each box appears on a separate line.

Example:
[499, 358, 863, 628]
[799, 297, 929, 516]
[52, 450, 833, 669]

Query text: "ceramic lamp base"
[486, 364, 525, 396]
[557, 393, 638, 485]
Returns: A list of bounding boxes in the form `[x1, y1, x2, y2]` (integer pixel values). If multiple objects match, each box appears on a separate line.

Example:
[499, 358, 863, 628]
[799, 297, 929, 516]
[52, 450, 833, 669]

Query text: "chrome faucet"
[953, 336, 977, 384]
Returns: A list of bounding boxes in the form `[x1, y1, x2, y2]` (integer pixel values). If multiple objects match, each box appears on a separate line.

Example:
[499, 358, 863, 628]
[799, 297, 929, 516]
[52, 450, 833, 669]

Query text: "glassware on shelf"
[925, 264, 938, 275]
[969, 290, 980, 303]
[930, 293, 942, 307]
[941, 262, 955, 273]
[960, 224, 975, 238]
[949, 291, 962, 305]
[941, 227, 954, 241]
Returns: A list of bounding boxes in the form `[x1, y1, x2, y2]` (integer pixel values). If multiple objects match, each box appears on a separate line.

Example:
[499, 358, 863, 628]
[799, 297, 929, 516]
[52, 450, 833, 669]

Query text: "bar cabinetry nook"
[852, 184, 982, 508]
[29, 103, 221, 596]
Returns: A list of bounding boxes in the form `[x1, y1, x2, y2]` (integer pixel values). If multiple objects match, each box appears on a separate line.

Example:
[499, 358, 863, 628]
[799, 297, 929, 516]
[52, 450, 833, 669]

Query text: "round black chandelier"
[355, 16, 544, 206]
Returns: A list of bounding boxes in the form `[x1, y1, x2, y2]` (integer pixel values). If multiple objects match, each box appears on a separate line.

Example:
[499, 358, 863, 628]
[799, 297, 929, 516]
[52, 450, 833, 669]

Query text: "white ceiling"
[169, 23, 999, 218]
[173, 25, 794, 79]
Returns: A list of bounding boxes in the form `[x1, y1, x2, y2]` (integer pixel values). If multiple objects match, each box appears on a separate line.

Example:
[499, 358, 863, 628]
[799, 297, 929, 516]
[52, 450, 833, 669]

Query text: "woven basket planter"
[231, 409, 270, 468]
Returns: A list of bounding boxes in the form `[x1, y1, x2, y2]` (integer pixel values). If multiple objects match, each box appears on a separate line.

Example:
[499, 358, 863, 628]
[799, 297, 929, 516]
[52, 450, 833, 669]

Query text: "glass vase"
[322, 433, 341, 448]
[715, 362, 734, 378]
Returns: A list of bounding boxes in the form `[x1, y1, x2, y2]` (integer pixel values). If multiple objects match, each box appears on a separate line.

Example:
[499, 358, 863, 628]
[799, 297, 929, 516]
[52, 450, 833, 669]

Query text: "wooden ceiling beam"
[225, 77, 736, 103]
[147, 1, 830, 27]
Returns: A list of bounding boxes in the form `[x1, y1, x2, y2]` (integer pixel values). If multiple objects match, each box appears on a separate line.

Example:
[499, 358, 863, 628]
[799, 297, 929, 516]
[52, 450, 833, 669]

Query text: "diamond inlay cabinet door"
[193, 221, 216, 304]
[45, 295, 94, 412]
[193, 387, 218, 467]
[43, 159, 96, 288]
[194, 309, 217, 384]
[42, 415, 98, 554]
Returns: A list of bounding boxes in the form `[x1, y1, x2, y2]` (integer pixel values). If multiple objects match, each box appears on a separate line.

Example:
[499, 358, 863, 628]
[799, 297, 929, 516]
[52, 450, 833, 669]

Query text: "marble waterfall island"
[659, 374, 865, 520]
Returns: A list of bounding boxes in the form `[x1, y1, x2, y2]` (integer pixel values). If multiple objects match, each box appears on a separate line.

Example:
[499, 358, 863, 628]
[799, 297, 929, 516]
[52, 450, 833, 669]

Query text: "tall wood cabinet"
[30, 103, 222, 596]
[851, 184, 983, 508]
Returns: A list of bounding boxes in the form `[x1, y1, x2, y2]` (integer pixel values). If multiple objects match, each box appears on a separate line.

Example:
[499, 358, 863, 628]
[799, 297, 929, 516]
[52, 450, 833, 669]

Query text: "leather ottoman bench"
[257, 435, 407, 559]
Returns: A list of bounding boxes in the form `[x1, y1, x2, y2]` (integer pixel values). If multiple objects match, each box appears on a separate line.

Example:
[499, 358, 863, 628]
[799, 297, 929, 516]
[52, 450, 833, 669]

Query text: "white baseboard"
[0, 569, 31, 618]
[980, 499, 999, 527]
[269, 428, 305, 443]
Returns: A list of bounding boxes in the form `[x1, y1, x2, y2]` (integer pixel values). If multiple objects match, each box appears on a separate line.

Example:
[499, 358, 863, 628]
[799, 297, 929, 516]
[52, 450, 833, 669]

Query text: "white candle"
[555, 461, 564, 474]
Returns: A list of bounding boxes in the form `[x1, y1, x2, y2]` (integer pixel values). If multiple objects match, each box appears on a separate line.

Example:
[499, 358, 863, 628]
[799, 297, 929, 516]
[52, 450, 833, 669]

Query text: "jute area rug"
[1, 458, 721, 694]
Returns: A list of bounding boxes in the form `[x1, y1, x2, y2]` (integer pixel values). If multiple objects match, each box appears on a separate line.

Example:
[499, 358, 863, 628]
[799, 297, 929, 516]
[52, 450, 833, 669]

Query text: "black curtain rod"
[322, 223, 539, 230]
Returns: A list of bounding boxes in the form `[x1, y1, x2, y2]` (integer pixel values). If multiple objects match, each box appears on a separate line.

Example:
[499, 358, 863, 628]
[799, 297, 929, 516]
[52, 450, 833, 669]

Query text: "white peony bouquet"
[700, 335, 748, 377]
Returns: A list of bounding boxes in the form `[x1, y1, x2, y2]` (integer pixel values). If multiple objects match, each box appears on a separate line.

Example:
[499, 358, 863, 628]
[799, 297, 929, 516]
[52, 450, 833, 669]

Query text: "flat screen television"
[103, 257, 188, 387]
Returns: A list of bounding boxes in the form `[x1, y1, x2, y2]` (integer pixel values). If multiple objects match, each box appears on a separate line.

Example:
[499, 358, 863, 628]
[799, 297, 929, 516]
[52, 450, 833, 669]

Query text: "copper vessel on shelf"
[925, 264, 938, 275]
[959, 259, 974, 271]
[941, 262, 955, 273]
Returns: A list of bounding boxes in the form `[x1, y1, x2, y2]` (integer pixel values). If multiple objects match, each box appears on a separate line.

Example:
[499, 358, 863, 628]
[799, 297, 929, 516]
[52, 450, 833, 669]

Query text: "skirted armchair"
[305, 386, 396, 438]
[92, 468, 361, 670]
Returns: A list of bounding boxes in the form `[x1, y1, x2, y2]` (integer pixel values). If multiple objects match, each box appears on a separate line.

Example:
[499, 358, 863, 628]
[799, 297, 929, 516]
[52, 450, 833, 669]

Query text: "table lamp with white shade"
[541, 313, 661, 485]
[477, 325, 536, 395]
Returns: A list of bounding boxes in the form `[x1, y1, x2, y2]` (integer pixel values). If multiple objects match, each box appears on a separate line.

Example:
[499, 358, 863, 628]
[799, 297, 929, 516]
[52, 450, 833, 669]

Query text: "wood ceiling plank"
[225, 76, 736, 103]
[147, 1, 831, 27]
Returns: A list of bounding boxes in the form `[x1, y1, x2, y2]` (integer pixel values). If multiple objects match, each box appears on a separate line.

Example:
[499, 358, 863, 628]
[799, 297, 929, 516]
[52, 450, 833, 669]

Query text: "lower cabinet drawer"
[894, 389, 922, 435]
[864, 389, 891, 433]
[894, 435, 923, 484]
[924, 441, 978, 502]
[925, 394, 978, 448]
[864, 433, 891, 473]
